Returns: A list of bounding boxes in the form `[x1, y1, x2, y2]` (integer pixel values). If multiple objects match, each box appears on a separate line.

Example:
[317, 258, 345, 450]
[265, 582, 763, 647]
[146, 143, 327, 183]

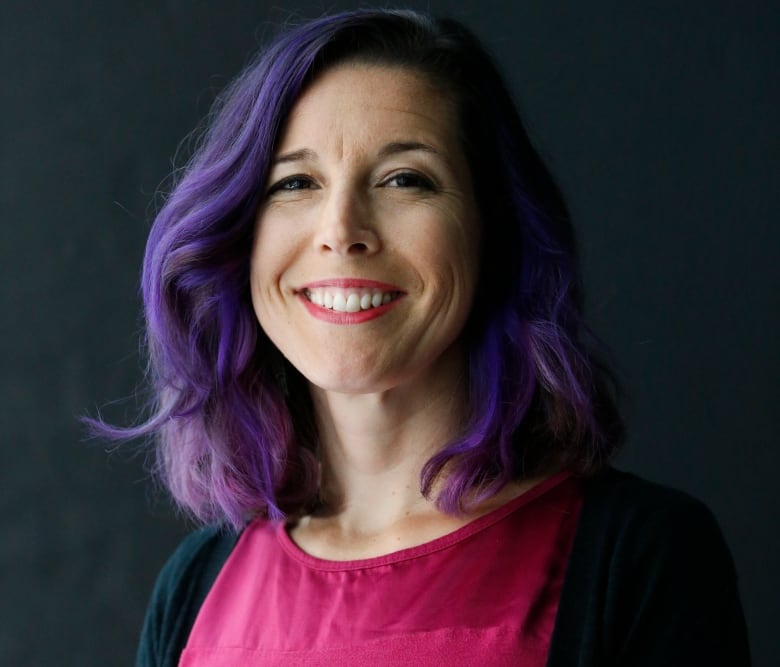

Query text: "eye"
[383, 171, 436, 191]
[266, 175, 316, 196]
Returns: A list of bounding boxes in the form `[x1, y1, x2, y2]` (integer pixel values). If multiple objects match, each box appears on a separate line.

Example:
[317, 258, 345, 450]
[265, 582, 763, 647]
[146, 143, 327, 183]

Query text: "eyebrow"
[271, 148, 318, 166]
[377, 141, 441, 158]
[271, 141, 441, 167]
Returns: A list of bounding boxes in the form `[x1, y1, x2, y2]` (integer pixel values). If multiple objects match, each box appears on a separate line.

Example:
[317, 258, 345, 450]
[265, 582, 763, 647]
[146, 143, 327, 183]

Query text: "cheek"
[250, 216, 297, 290]
[248, 230, 282, 326]
[412, 224, 480, 327]
[435, 213, 480, 298]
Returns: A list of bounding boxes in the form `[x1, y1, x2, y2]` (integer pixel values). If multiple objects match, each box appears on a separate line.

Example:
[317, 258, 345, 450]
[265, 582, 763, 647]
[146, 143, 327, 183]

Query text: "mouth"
[302, 286, 403, 313]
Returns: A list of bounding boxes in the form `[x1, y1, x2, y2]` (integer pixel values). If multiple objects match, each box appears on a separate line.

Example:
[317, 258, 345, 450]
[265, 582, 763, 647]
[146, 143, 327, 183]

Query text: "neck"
[308, 346, 468, 535]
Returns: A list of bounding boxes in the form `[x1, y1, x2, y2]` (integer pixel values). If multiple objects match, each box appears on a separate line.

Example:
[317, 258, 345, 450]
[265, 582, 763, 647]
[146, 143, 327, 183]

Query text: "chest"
[179, 476, 582, 666]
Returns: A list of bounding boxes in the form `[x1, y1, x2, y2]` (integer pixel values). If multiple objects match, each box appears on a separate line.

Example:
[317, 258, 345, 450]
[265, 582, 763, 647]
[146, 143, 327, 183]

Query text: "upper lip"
[297, 278, 405, 292]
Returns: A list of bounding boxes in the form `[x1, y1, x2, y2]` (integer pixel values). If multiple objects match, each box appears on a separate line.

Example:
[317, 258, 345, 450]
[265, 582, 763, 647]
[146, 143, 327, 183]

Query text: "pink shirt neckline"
[277, 469, 573, 571]
[182, 469, 583, 665]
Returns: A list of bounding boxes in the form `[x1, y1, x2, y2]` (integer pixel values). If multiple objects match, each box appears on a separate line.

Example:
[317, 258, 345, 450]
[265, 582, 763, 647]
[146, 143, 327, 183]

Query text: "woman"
[106, 9, 749, 666]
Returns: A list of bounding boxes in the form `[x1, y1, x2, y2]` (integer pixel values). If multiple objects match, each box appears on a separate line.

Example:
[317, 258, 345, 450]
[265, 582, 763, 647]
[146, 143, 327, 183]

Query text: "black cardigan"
[136, 468, 750, 666]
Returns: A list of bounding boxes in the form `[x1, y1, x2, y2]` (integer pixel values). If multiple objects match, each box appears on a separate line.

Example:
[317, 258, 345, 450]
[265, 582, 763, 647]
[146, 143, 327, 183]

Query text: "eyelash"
[266, 170, 437, 196]
[383, 171, 436, 191]
[266, 175, 315, 196]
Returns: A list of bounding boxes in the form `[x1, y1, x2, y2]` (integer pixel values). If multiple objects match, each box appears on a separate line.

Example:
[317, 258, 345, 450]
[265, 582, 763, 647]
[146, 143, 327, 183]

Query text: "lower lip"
[299, 294, 404, 323]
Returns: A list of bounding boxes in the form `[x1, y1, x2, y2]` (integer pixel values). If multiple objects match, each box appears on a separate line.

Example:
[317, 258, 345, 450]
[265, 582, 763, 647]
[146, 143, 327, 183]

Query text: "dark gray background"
[1, 1, 777, 664]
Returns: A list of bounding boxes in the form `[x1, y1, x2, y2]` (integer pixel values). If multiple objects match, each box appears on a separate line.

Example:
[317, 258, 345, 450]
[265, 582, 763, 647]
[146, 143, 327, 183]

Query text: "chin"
[304, 371, 397, 396]
[284, 348, 394, 394]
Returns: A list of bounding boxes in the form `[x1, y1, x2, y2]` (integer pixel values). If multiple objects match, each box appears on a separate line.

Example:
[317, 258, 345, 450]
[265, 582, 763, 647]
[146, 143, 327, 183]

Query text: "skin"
[251, 64, 536, 559]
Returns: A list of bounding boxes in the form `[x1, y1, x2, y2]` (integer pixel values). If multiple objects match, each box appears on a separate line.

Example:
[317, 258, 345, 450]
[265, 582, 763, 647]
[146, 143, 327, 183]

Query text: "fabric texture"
[179, 471, 581, 666]
[135, 468, 751, 666]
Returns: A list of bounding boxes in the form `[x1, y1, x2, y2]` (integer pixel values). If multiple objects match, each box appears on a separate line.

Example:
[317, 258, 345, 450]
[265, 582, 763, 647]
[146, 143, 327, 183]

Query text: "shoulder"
[583, 466, 711, 511]
[135, 525, 241, 667]
[155, 525, 238, 585]
[576, 467, 737, 599]
[572, 466, 735, 566]
[549, 467, 750, 666]
[580, 466, 723, 539]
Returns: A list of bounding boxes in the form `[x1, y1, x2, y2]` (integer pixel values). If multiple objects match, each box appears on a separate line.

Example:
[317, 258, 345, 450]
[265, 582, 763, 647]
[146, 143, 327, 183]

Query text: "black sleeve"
[604, 493, 750, 666]
[548, 469, 750, 667]
[135, 526, 239, 667]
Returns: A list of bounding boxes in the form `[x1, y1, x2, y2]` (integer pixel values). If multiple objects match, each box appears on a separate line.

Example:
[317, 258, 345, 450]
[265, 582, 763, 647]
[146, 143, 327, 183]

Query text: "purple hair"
[92, 9, 624, 528]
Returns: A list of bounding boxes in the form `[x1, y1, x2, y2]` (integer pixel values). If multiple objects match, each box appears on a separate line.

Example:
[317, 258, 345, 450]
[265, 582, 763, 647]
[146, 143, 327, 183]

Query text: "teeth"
[304, 288, 399, 313]
[346, 294, 361, 312]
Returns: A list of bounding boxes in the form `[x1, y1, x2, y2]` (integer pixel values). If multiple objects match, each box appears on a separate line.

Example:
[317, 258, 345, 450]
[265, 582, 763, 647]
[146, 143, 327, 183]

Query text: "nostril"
[316, 230, 379, 255]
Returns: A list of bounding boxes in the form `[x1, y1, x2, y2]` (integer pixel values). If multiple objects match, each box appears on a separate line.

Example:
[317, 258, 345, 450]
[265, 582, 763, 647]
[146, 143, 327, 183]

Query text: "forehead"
[275, 64, 460, 153]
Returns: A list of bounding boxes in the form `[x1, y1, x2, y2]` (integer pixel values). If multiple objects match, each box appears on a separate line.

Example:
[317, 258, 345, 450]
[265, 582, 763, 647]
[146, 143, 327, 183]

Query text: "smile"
[303, 287, 402, 313]
[297, 280, 405, 324]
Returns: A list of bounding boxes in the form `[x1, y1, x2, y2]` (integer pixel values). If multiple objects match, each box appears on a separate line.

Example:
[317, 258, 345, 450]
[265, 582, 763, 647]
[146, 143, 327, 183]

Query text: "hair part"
[89, 9, 624, 528]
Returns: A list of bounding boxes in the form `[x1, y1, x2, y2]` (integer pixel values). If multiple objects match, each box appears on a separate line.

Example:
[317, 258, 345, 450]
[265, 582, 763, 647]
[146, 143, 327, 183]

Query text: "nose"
[313, 185, 381, 256]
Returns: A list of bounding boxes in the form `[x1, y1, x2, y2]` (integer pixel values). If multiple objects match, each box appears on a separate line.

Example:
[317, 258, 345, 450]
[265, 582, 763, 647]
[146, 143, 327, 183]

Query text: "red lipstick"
[297, 278, 405, 324]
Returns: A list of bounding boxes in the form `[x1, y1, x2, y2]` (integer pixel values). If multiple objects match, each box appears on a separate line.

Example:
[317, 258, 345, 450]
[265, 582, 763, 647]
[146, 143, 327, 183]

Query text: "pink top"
[181, 471, 582, 667]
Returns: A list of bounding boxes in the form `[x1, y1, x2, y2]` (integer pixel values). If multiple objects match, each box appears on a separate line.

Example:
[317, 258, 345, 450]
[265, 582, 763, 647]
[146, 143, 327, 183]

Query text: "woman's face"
[250, 64, 480, 395]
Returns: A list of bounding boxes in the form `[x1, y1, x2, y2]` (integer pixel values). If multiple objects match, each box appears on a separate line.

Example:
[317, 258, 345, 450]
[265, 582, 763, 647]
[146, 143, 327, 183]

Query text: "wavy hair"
[92, 9, 624, 528]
